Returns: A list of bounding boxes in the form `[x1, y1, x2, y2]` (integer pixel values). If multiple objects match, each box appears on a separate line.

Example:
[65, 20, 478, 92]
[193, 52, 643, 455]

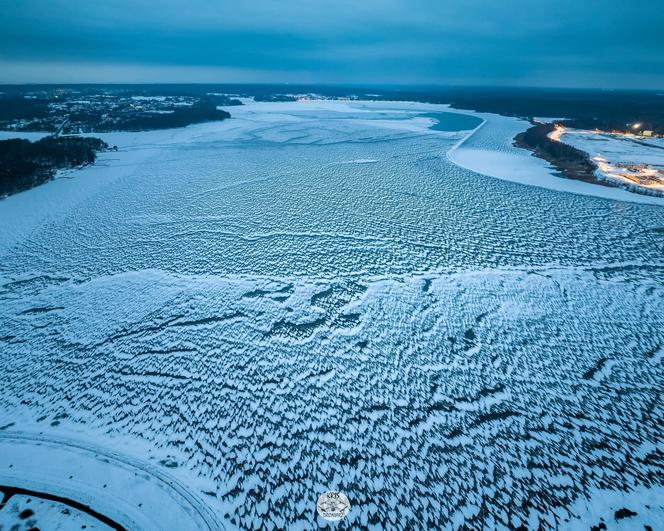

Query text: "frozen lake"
[1, 101, 663, 529]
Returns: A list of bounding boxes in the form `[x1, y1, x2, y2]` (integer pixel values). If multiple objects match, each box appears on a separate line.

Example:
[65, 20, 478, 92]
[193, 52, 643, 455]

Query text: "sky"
[1, 0, 663, 89]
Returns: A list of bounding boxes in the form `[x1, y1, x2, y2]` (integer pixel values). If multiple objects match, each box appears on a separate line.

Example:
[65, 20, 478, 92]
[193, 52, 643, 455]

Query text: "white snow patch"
[559, 485, 664, 530]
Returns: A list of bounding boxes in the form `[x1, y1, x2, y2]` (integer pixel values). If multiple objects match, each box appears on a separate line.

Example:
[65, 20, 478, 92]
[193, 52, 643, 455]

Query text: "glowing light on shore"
[548, 124, 566, 142]
[542, 125, 663, 193]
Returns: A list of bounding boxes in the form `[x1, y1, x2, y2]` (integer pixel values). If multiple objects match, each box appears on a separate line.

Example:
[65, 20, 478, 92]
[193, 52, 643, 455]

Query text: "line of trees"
[97, 101, 231, 132]
[518, 123, 591, 163]
[0, 136, 108, 197]
[514, 122, 597, 181]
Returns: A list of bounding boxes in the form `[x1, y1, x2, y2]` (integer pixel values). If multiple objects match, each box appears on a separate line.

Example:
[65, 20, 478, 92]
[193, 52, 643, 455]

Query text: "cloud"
[0, 60, 302, 84]
[0, 0, 662, 88]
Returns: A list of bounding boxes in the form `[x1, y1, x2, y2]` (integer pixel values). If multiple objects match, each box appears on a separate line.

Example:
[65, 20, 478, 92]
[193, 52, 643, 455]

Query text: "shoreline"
[513, 123, 664, 198]
[512, 127, 614, 188]
[445, 107, 664, 206]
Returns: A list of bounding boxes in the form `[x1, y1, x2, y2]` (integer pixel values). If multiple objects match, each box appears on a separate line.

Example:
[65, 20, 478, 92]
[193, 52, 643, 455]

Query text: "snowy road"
[0, 432, 225, 530]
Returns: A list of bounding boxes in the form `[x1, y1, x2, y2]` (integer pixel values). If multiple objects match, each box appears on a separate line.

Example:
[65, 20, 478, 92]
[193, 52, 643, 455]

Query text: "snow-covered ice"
[1, 100, 663, 529]
[0, 432, 221, 530]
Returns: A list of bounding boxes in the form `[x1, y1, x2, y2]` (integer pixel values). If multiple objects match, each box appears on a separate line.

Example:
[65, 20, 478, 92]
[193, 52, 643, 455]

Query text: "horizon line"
[1, 82, 663, 93]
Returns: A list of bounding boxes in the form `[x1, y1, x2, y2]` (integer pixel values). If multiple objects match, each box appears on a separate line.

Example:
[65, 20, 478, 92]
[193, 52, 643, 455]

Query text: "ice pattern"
[1, 101, 663, 529]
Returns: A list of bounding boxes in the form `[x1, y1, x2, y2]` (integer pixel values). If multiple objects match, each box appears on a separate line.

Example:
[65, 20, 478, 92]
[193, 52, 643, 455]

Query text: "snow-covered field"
[561, 130, 664, 168]
[0, 493, 112, 530]
[559, 129, 664, 195]
[1, 100, 663, 529]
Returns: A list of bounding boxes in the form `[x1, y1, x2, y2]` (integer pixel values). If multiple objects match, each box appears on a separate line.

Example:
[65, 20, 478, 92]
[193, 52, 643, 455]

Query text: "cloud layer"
[1, 0, 663, 87]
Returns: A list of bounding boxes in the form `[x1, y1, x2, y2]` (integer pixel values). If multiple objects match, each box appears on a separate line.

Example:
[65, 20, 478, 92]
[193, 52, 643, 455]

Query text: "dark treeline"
[0, 97, 51, 121]
[97, 101, 231, 132]
[518, 123, 588, 162]
[253, 94, 298, 102]
[515, 123, 597, 181]
[0, 136, 108, 197]
[445, 89, 664, 135]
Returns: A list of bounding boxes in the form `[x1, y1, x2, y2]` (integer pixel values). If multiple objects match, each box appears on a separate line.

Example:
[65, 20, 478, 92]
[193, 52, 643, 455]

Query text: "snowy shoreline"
[445, 107, 664, 206]
[0, 431, 224, 530]
[558, 128, 664, 198]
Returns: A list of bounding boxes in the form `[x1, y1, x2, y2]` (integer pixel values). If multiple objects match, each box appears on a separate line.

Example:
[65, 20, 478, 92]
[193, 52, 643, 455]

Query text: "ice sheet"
[1, 100, 663, 529]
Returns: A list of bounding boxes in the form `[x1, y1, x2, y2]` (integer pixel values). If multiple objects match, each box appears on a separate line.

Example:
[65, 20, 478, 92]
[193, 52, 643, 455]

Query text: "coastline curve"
[445, 109, 664, 206]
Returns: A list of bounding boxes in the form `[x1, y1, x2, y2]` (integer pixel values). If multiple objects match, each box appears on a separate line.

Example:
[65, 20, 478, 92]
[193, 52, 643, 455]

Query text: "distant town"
[0, 86, 239, 134]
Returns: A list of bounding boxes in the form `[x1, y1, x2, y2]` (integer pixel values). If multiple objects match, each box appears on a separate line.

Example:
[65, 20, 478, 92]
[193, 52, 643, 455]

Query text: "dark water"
[422, 111, 483, 131]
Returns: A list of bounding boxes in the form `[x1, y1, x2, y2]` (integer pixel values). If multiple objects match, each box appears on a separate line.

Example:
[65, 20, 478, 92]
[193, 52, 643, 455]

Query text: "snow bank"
[0, 432, 223, 530]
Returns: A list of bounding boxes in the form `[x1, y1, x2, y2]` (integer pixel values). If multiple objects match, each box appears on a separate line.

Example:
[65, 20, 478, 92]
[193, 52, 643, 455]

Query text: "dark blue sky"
[1, 0, 663, 88]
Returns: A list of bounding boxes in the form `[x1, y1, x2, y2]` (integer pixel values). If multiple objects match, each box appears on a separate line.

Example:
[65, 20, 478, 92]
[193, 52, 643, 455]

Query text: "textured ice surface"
[1, 101, 663, 529]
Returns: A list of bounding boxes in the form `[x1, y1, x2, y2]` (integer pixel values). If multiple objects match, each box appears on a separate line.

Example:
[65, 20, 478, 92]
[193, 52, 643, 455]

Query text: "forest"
[0, 136, 108, 197]
[514, 122, 598, 182]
